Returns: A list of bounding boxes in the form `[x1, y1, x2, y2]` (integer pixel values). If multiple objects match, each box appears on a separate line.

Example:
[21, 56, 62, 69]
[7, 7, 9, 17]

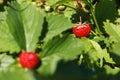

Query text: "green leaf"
[110, 41, 120, 63]
[103, 20, 120, 41]
[46, 0, 60, 6]
[41, 35, 84, 60]
[0, 12, 6, 21]
[89, 40, 103, 67]
[46, 0, 74, 6]
[115, 9, 120, 23]
[103, 20, 120, 64]
[0, 2, 44, 52]
[0, 53, 15, 70]
[102, 49, 115, 64]
[82, 39, 114, 69]
[91, 36, 114, 64]
[45, 0, 69, 6]
[38, 55, 61, 76]
[63, 2, 77, 19]
[16, 0, 32, 4]
[38, 35, 84, 76]
[82, 39, 104, 69]
[95, 0, 117, 26]
[104, 65, 120, 75]
[0, 65, 36, 80]
[0, 21, 21, 52]
[44, 14, 74, 42]
[111, 41, 120, 56]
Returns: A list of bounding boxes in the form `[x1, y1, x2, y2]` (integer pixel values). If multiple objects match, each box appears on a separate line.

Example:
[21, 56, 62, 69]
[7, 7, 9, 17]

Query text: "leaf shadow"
[39, 17, 48, 41]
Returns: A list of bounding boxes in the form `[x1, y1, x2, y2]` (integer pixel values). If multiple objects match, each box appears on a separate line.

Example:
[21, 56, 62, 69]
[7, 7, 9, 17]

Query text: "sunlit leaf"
[44, 14, 74, 42]
[0, 65, 36, 80]
[38, 35, 84, 75]
[41, 35, 84, 60]
[102, 49, 115, 64]
[103, 20, 120, 41]
[0, 53, 15, 70]
[0, 2, 44, 52]
[81, 39, 104, 69]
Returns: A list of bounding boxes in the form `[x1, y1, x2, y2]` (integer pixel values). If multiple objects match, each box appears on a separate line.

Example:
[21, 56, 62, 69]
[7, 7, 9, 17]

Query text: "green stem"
[63, 4, 77, 11]
[88, 0, 102, 35]
[91, 7, 101, 34]
[91, 30, 97, 36]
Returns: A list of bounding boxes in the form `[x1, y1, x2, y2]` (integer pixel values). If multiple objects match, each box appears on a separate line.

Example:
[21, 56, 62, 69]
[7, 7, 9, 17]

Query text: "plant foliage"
[0, 0, 120, 80]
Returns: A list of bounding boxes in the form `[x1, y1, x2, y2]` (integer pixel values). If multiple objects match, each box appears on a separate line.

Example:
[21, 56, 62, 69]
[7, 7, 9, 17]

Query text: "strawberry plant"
[0, 0, 120, 80]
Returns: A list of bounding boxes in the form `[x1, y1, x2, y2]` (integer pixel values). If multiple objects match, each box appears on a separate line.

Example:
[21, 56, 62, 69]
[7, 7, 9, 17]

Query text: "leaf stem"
[79, 16, 82, 25]
[88, 0, 102, 35]
[91, 30, 97, 36]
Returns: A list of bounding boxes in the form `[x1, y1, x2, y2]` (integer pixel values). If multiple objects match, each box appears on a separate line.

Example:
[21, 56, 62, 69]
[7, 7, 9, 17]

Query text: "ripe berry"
[72, 17, 91, 38]
[19, 51, 40, 69]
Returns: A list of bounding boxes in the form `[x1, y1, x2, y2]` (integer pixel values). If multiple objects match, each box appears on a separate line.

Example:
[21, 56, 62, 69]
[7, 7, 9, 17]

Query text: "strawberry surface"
[19, 51, 39, 69]
[72, 23, 91, 38]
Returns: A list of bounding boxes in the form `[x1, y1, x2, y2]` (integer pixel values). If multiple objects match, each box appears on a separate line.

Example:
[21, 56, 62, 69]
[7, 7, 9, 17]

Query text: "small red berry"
[72, 23, 91, 38]
[19, 51, 40, 69]
[72, 16, 91, 38]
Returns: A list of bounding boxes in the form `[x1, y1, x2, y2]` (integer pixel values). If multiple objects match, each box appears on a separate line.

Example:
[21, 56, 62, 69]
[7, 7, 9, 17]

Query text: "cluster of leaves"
[0, 0, 120, 80]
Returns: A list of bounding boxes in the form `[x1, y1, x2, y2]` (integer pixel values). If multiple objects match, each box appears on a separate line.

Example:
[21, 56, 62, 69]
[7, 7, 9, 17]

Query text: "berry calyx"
[72, 17, 91, 38]
[19, 51, 40, 69]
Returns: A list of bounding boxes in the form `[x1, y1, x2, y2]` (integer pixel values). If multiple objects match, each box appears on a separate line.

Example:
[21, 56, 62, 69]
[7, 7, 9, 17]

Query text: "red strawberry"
[19, 51, 40, 69]
[72, 17, 91, 38]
